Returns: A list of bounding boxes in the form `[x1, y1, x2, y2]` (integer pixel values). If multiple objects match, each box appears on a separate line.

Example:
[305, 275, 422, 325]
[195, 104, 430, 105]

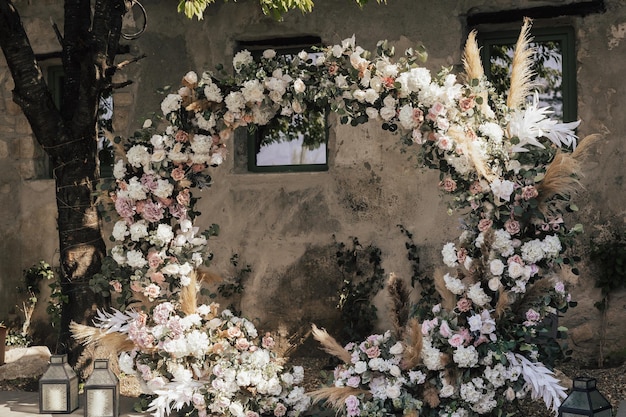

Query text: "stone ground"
[2, 351, 625, 416]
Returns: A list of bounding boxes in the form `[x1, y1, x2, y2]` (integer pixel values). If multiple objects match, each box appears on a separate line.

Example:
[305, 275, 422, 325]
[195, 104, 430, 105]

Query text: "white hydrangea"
[492, 229, 514, 257]
[467, 282, 491, 306]
[153, 179, 174, 199]
[421, 340, 445, 370]
[111, 245, 126, 265]
[225, 91, 246, 113]
[241, 79, 264, 103]
[233, 50, 253, 72]
[453, 345, 479, 368]
[126, 249, 147, 269]
[113, 159, 126, 179]
[203, 81, 223, 103]
[129, 220, 149, 241]
[441, 242, 458, 267]
[152, 223, 174, 247]
[112, 220, 128, 241]
[444, 273, 466, 295]
[542, 234, 562, 258]
[126, 177, 147, 201]
[490, 178, 515, 201]
[160, 93, 182, 116]
[479, 122, 504, 143]
[126, 145, 151, 169]
[521, 239, 545, 263]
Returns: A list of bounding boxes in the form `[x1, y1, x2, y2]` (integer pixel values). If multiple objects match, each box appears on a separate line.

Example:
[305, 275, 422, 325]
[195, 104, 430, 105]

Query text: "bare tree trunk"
[0, 0, 127, 364]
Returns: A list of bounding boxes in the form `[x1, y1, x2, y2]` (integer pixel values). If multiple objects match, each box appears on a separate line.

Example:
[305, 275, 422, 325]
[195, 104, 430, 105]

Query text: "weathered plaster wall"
[1, 0, 625, 361]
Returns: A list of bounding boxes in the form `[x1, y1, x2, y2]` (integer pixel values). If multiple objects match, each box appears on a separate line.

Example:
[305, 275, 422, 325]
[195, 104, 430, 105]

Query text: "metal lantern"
[559, 377, 612, 417]
[39, 354, 79, 414]
[84, 359, 119, 417]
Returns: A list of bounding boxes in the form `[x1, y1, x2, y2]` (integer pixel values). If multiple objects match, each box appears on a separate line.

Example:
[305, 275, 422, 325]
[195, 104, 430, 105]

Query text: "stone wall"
[1, 0, 625, 361]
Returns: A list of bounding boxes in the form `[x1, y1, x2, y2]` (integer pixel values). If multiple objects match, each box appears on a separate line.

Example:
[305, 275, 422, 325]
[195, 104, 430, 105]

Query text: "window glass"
[478, 27, 577, 122]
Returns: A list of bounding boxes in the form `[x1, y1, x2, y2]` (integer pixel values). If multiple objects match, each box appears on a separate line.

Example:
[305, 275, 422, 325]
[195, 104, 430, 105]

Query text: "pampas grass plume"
[311, 324, 352, 364]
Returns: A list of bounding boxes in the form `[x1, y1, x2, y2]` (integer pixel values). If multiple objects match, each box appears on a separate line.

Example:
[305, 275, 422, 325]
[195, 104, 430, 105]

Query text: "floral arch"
[74, 19, 595, 417]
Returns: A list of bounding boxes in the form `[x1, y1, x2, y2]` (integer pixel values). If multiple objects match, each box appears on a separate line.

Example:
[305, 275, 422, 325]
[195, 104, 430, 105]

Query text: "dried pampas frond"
[424, 384, 441, 408]
[507, 17, 536, 110]
[494, 288, 510, 319]
[311, 324, 352, 364]
[387, 273, 411, 339]
[511, 278, 553, 318]
[401, 318, 423, 370]
[434, 269, 456, 312]
[180, 270, 199, 316]
[448, 126, 496, 182]
[70, 321, 135, 353]
[537, 134, 601, 211]
[309, 386, 369, 408]
[463, 30, 484, 82]
[196, 265, 223, 285]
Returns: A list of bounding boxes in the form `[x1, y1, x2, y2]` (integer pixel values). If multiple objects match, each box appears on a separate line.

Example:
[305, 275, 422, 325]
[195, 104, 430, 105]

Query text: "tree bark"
[0, 0, 127, 364]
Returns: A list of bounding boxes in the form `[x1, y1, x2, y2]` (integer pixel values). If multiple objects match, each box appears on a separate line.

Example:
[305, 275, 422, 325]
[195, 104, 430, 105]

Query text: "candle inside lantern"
[43, 384, 66, 411]
[87, 388, 112, 416]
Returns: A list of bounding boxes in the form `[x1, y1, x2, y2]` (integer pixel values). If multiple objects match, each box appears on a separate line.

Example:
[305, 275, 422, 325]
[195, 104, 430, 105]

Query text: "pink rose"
[477, 218, 493, 232]
[365, 345, 380, 359]
[235, 337, 251, 351]
[440, 177, 457, 192]
[147, 250, 163, 269]
[448, 334, 465, 348]
[456, 298, 472, 312]
[439, 320, 452, 338]
[115, 197, 135, 219]
[505, 219, 521, 235]
[175, 130, 189, 143]
[227, 326, 242, 338]
[171, 167, 186, 182]
[151, 272, 165, 284]
[459, 96, 475, 111]
[109, 280, 122, 293]
[521, 185, 538, 201]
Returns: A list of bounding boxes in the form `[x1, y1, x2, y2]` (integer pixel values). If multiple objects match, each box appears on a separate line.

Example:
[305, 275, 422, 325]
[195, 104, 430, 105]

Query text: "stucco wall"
[1, 0, 624, 361]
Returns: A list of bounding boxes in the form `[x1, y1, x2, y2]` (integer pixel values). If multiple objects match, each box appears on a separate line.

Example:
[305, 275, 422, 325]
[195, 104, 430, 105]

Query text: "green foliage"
[333, 235, 385, 343]
[178, 0, 385, 20]
[5, 328, 32, 347]
[590, 229, 626, 309]
[216, 254, 252, 316]
[21, 261, 65, 331]
[397, 224, 440, 321]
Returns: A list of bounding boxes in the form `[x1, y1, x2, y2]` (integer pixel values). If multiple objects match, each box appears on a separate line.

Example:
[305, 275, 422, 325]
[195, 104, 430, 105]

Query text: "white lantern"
[84, 359, 119, 417]
[39, 354, 79, 414]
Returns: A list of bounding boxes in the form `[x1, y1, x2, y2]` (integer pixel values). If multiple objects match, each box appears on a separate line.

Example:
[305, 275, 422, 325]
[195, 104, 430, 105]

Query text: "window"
[478, 26, 577, 122]
[238, 37, 329, 173]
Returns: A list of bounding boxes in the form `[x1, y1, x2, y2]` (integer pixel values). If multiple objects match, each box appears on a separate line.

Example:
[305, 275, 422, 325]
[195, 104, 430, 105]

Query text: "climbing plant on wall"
[74, 19, 596, 417]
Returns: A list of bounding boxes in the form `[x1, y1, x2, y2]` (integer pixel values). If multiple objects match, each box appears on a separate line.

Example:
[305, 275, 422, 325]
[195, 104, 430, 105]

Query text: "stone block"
[0, 346, 51, 380]
[570, 322, 596, 344]
[114, 91, 134, 107]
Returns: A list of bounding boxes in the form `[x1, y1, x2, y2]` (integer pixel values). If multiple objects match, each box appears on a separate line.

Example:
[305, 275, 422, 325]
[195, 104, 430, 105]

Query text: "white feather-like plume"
[506, 352, 567, 415]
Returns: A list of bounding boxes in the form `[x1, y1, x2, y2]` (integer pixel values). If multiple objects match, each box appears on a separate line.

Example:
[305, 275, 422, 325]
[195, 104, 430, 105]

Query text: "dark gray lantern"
[39, 354, 79, 414]
[84, 359, 120, 417]
[558, 377, 612, 417]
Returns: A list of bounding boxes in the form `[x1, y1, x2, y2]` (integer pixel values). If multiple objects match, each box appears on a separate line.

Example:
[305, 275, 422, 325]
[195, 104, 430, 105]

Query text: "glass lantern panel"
[86, 388, 114, 417]
[41, 383, 67, 412]
[69, 376, 79, 410]
[589, 390, 611, 409]
[561, 413, 589, 417]
[595, 409, 613, 417]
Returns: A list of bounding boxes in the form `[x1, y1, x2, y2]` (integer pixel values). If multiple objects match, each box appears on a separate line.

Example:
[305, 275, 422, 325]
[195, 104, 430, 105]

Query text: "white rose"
[488, 277, 501, 292]
[293, 78, 306, 93]
[389, 342, 404, 355]
[354, 361, 367, 374]
[489, 259, 505, 276]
